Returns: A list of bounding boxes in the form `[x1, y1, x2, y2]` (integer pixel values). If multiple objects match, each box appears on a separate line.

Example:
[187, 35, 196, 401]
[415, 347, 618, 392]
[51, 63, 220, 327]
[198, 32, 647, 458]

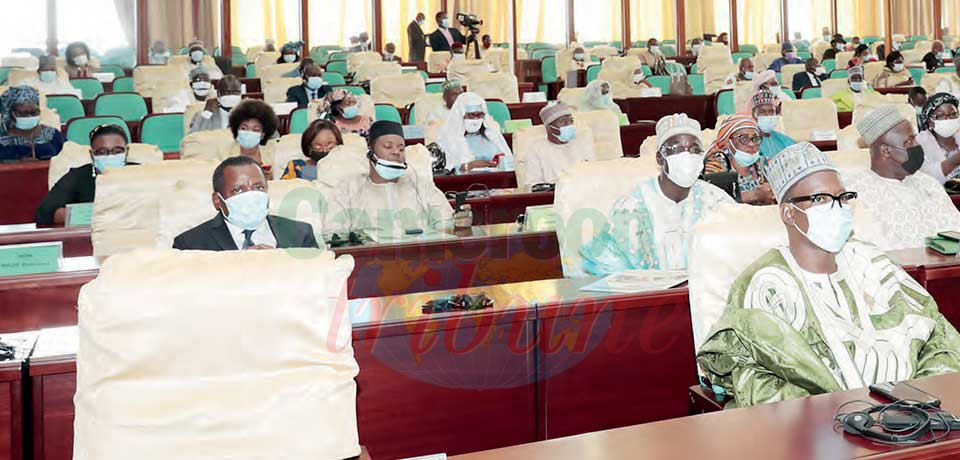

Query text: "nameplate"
[66, 202, 94, 227]
[522, 92, 547, 103]
[400, 454, 447, 460]
[504, 119, 533, 133]
[523, 204, 558, 232]
[271, 102, 298, 116]
[92, 72, 115, 83]
[618, 113, 629, 126]
[0, 242, 63, 277]
[402, 124, 425, 139]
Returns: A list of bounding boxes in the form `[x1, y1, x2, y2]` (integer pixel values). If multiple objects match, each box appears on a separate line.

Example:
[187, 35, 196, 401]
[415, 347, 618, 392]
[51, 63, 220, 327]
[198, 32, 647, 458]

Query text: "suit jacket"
[791, 71, 822, 93]
[173, 214, 319, 251]
[429, 28, 466, 52]
[188, 108, 230, 134]
[407, 21, 426, 61]
[286, 84, 333, 109]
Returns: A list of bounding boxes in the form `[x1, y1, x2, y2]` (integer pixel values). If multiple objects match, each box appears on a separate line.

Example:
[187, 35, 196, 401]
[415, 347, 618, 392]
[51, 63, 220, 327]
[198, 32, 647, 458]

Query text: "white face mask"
[441, 18, 451, 28]
[633, 73, 646, 84]
[791, 202, 853, 253]
[849, 81, 865, 92]
[463, 118, 484, 133]
[935, 118, 960, 138]
[815, 66, 826, 75]
[384, 52, 394, 61]
[191, 81, 212, 97]
[190, 50, 204, 62]
[663, 151, 704, 188]
[893, 63, 905, 72]
[574, 53, 585, 61]
[650, 45, 660, 54]
[74, 54, 89, 66]
[692, 44, 702, 55]
[219, 94, 241, 109]
[283, 53, 296, 63]
[743, 71, 754, 80]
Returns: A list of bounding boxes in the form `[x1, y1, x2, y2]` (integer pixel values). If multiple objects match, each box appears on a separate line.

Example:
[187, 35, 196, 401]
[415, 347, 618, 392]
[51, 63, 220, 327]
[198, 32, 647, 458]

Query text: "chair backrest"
[140, 113, 185, 153]
[112, 76, 135, 92]
[355, 61, 402, 83]
[410, 93, 444, 126]
[485, 100, 511, 130]
[447, 59, 493, 82]
[374, 104, 402, 123]
[820, 78, 849, 100]
[347, 51, 382, 73]
[738, 44, 759, 56]
[94, 92, 148, 121]
[289, 108, 309, 134]
[179, 129, 238, 161]
[48, 141, 164, 188]
[254, 51, 282, 73]
[716, 89, 735, 115]
[262, 77, 302, 103]
[585, 64, 602, 84]
[801, 87, 822, 99]
[245, 63, 257, 78]
[333, 85, 366, 96]
[322, 72, 346, 86]
[731, 52, 753, 63]
[575, 109, 623, 160]
[647, 75, 671, 94]
[688, 74, 706, 95]
[531, 49, 556, 60]
[780, 63, 806, 89]
[65, 116, 130, 145]
[370, 72, 425, 108]
[835, 51, 855, 70]
[934, 66, 955, 74]
[100, 64, 125, 78]
[703, 63, 738, 94]
[781, 97, 839, 141]
[483, 48, 511, 73]
[325, 60, 348, 76]
[425, 83, 443, 93]
[427, 51, 452, 73]
[822, 58, 836, 73]
[46, 94, 85, 123]
[922, 72, 955, 94]
[863, 61, 886, 83]
[557, 87, 587, 109]
[541, 56, 558, 83]
[830, 69, 849, 80]
[70, 78, 105, 100]
[259, 63, 299, 80]
[465, 72, 520, 103]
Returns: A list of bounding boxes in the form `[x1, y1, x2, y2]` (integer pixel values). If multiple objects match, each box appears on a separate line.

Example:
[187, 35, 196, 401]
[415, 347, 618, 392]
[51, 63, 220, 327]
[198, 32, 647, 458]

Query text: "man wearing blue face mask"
[429, 11, 465, 52]
[173, 156, 319, 251]
[35, 124, 131, 225]
[182, 41, 223, 79]
[751, 89, 796, 158]
[286, 64, 331, 108]
[698, 142, 960, 407]
[34, 56, 77, 96]
[522, 102, 596, 190]
[0, 85, 65, 161]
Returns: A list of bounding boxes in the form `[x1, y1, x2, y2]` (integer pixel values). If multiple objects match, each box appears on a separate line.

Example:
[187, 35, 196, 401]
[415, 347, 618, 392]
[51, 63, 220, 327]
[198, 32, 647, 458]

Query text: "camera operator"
[429, 11, 466, 52]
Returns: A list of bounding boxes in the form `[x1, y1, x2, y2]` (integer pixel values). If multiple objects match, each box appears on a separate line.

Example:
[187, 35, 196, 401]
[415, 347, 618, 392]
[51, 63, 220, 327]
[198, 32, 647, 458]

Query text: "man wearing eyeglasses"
[580, 113, 734, 275]
[845, 105, 960, 250]
[35, 124, 135, 225]
[697, 142, 960, 407]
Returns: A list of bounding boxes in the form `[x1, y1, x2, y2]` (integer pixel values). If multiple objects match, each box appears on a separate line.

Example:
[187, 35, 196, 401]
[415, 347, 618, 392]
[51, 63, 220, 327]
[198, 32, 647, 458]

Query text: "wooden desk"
[468, 191, 554, 225]
[620, 122, 657, 157]
[451, 372, 960, 460]
[506, 101, 548, 124]
[0, 331, 37, 460]
[616, 95, 717, 131]
[0, 258, 99, 332]
[893, 247, 960, 328]
[514, 59, 542, 84]
[0, 226, 92, 258]
[434, 171, 518, 193]
[0, 161, 49, 225]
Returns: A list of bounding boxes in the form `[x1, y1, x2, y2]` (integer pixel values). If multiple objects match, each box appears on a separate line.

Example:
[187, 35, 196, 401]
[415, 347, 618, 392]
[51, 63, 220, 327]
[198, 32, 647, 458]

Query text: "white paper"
[522, 92, 547, 103]
[32, 326, 79, 358]
[271, 102, 298, 116]
[93, 72, 116, 83]
[580, 269, 687, 294]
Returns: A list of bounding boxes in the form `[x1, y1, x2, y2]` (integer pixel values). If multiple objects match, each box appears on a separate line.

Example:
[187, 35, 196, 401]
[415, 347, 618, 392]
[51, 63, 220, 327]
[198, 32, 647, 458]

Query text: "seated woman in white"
[432, 92, 514, 174]
[578, 79, 624, 117]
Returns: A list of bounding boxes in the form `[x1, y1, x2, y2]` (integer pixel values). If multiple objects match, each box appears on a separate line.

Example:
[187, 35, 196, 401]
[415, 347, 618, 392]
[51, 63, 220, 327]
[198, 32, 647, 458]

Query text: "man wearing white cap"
[521, 101, 595, 189]
[698, 142, 960, 407]
[846, 105, 960, 250]
[830, 65, 878, 112]
[580, 113, 733, 274]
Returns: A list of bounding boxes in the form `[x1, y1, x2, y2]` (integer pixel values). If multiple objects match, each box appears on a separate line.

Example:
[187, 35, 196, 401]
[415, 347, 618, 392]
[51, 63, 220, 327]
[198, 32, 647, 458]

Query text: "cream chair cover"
[863, 61, 885, 84]
[601, 56, 640, 74]
[780, 64, 806, 89]
[573, 110, 622, 160]
[922, 73, 954, 95]
[306, 95, 376, 122]
[483, 48, 511, 73]
[447, 59, 493, 82]
[355, 61, 402, 83]
[828, 148, 871, 171]
[637, 128, 719, 161]
[781, 98, 840, 141]
[556, 48, 587, 78]
[835, 51, 854, 69]
[427, 51, 452, 73]
[48, 142, 164, 189]
[179, 129, 237, 161]
[262, 77, 302, 103]
[245, 45, 265, 62]
[74, 249, 359, 460]
[516, 48, 529, 60]
[557, 87, 588, 109]
[172, 55, 219, 78]
[512, 123, 596, 190]
[182, 102, 205, 133]
[820, 78, 848, 99]
[40, 108, 60, 129]
[913, 41, 934, 54]
[812, 42, 829, 61]
[704, 63, 738, 94]
[271, 133, 366, 178]
[465, 72, 520, 103]
[254, 52, 282, 74]
[733, 80, 758, 113]
[347, 51, 382, 74]
[597, 62, 648, 99]
[753, 53, 779, 72]
[762, 44, 782, 54]
[409, 93, 445, 126]
[589, 46, 619, 60]
[695, 53, 734, 76]
[1, 56, 38, 70]
[259, 63, 299, 80]
[902, 50, 927, 64]
[7, 68, 71, 86]
[836, 124, 868, 151]
[91, 160, 218, 256]
[552, 158, 659, 277]
[371, 72, 425, 108]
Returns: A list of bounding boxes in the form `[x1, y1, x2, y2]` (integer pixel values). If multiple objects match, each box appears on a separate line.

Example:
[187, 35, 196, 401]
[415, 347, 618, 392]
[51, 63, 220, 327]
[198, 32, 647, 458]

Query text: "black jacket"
[429, 28, 466, 52]
[922, 52, 943, 72]
[791, 71, 823, 93]
[286, 84, 333, 109]
[173, 214, 319, 251]
[407, 21, 426, 60]
[35, 162, 138, 225]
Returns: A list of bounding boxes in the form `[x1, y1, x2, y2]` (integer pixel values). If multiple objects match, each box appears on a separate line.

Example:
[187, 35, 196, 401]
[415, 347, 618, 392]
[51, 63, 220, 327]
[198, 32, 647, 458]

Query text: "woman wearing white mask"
[704, 114, 775, 205]
[189, 75, 243, 133]
[580, 113, 733, 275]
[433, 92, 514, 174]
[64, 42, 99, 79]
[275, 41, 302, 64]
[872, 51, 914, 89]
[318, 89, 373, 139]
[579, 80, 625, 116]
[917, 93, 960, 184]
[750, 89, 796, 159]
[227, 100, 279, 178]
[0, 86, 65, 161]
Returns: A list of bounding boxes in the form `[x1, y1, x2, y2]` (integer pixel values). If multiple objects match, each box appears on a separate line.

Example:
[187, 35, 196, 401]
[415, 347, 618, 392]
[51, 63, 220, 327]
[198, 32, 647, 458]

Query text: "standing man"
[407, 12, 427, 62]
[429, 11, 466, 53]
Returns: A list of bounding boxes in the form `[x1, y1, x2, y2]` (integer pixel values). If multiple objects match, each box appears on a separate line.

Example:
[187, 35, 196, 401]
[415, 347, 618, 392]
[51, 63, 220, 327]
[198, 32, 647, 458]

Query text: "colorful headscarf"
[848, 65, 864, 78]
[0, 86, 39, 128]
[281, 41, 304, 54]
[920, 92, 958, 131]
[748, 88, 780, 114]
[316, 89, 356, 118]
[707, 114, 760, 157]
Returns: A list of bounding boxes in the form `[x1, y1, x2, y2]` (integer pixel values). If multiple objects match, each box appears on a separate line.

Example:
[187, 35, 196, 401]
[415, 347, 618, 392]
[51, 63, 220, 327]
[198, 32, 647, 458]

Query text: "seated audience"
[478, 34, 493, 58]
[188, 75, 243, 134]
[579, 79, 625, 115]
[426, 79, 464, 124]
[717, 32, 730, 47]
[383, 43, 402, 63]
[908, 86, 928, 128]
[830, 66, 878, 112]
[276, 41, 302, 64]
[432, 92, 514, 174]
[922, 40, 947, 72]
[167, 65, 213, 113]
[286, 63, 332, 108]
[148, 41, 170, 65]
[173, 156, 319, 251]
[522, 102, 595, 189]
[629, 68, 653, 89]
[0, 86, 65, 161]
[184, 41, 223, 79]
[580, 113, 733, 274]
[697, 141, 960, 407]
[34, 56, 76, 95]
[751, 89, 796, 158]
[327, 120, 453, 236]
[792, 58, 824, 93]
[316, 89, 373, 138]
[847, 105, 960, 250]
[791, 32, 809, 50]
[768, 42, 803, 73]
[281, 119, 343, 180]
[872, 51, 914, 88]
[282, 57, 315, 78]
[688, 38, 704, 57]
[570, 46, 589, 71]
[429, 11, 465, 52]
[638, 38, 668, 76]
[934, 62, 960, 98]
[917, 93, 960, 184]
[35, 124, 132, 225]
[848, 44, 875, 68]
[726, 58, 754, 84]
[228, 99, 279, 172]
[64, 42, 99, 79]
[704, 114, 775, 205]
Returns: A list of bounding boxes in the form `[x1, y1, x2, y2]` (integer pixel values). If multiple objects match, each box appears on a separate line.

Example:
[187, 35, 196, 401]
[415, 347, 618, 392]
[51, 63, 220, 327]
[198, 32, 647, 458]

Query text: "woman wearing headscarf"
[317, 89, 373, 138]
[432, 92, 514, 174]
[917, 92, 960, 184]
[276, 41, 302, 64]
[0, 86, 65, 161]
[703, 114, 775, 205]
[64, 42, 99, 79]
[872, 51, 914, 89]
[749, 89, 796, 159]
[578, 80, 624, 116]
[281, 119, 343, 180]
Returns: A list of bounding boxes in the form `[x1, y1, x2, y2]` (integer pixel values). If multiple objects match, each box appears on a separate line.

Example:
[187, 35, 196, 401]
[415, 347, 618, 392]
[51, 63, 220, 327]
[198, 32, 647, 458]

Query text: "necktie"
[242, 229, 255, 249]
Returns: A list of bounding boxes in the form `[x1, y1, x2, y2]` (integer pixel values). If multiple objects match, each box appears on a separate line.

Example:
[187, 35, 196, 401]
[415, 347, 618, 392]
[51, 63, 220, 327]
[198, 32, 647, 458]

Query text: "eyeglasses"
[660, 144, 704, 156]
[13, 109, 40, 117]
[91, 147, 128, 156]
[931, 112, 960, 121]
[732, 134, 762, 146]
[787, 191, 858, 208]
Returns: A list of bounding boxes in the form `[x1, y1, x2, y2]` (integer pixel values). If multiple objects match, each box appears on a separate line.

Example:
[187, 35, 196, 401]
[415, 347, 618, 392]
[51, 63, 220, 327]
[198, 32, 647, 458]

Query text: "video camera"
[457, 13, 483, 33]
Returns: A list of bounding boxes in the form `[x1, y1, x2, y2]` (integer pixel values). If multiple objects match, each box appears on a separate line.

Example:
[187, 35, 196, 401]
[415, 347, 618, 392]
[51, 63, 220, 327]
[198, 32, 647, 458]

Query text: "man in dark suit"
[407, 12, 427, 62]
[791, 57, 825, 93]
[173, 156, 319, 251]
[285, 64, 332, 109]
[429, 11, 465, 53]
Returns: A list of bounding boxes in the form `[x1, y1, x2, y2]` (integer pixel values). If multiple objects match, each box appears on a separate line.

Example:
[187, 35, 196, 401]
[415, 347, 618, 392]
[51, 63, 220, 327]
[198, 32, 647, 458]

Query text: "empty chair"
[100, 65, 125, 78]
[323, 72, 347, 86]
[374, 104, 402, 123]
[140, 113, 185, 153]
[289, 107, 309, 134]
[94, 92, 148, 122]
[70, 78, 105, 100]
[112, 76, 135, 92]
[326, 60, 348, 75]
[715, 89, 735, 115]
[65, 116, 131, 145]
[46, 94, 86, 123]
[484, 100, 512, 130]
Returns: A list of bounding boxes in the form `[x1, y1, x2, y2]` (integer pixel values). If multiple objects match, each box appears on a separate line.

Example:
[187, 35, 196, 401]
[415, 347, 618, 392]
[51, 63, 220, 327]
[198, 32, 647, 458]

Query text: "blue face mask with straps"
[372, 155, 408, 181]
[342, 104, 359, 119]
[554, 124, 576, 143]
[93, 153, 126, 172]
[219, 190, 270, 231]
[236, 130, 262, 149]
[733, 148, 760, 167]
[14, 116, 40, 130]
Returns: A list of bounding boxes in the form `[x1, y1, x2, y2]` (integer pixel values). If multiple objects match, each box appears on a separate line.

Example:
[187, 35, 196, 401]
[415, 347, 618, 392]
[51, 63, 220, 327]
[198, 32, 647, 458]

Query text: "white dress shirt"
[224, 217, 277, 249]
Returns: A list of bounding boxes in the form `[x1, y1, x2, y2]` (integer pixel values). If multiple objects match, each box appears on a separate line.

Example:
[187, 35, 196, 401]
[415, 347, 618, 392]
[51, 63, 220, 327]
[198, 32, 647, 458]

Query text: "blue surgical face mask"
[190, 50, 204, 62]
[93, 153, 126, 172]
[236, 130, 262, 149]
[305, 76, 324, 90]
[441, 18, 451, 28]
[283, 53, 296, 63]
[849, 81, 865, 92]
[342, 104, 359, 119]
[601, 93, 613, 106]
[14, 116, 40, 131]
[756, 115, 777, 133]
[372, 156, 408, 181]
[733, 148, 760, 167]
[39, 71, 57, 82]
[552, 124, 576, 143]
[219, 190, 270, 231]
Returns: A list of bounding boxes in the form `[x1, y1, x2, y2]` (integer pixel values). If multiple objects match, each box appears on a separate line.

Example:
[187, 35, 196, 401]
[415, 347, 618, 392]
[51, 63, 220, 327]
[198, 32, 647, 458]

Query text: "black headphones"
[836, 402, 945, 446]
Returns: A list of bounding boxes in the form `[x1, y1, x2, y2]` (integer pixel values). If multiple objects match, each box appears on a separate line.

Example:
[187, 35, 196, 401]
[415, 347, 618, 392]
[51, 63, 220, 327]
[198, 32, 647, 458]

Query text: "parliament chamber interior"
[5, 0, 960, 458]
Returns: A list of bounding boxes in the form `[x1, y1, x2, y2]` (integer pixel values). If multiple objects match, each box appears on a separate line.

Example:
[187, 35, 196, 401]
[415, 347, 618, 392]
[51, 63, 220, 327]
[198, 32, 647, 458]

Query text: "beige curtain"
[736, 0, 781, 45]
[629, 0, 676, 42]
[516, 0, 568, 44]
[114, 0, 136, 46]
[787, 0, 832, 41]
[685, 0, 717, 41]
[890, 0, 935, 37]
[231, 0, 295, 50]
[836, 0, 885, 37]
[945, 0, 960, 36]
[459, 0, 511, 43]
[308, 1, 372, 49]
[572, 0, 622, 43]
[146, 0, 218, 52]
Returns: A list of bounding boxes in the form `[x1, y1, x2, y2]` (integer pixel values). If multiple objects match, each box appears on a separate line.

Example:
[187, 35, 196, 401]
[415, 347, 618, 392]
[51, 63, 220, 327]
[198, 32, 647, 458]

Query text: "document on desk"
[580, 269, 687, 294]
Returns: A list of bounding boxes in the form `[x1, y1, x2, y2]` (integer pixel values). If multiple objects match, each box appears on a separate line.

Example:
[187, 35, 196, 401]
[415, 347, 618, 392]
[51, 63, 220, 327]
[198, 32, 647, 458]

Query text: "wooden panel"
[0, 227, 92, 258]
[616, 95, 717, 132]
[0, 161, 49, 225]
[30, 359, 76, 460]
[0, 362, 23, 460]
[0, 270, 96, 332]
[506, 102, 547, 125]
[434, 171, 518, 194]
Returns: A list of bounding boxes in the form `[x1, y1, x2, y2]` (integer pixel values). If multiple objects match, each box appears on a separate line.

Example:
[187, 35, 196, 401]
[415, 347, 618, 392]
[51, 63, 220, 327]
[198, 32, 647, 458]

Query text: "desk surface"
[451, 372, 960, 460]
